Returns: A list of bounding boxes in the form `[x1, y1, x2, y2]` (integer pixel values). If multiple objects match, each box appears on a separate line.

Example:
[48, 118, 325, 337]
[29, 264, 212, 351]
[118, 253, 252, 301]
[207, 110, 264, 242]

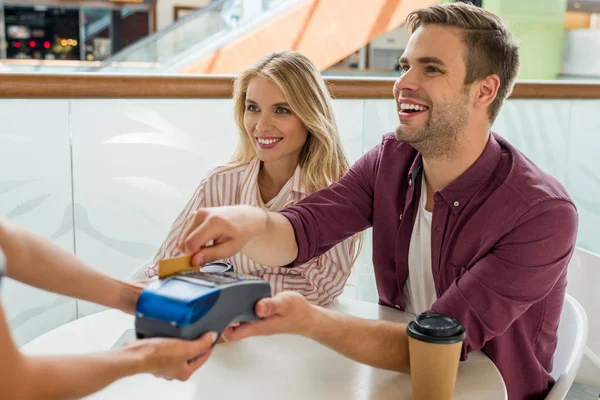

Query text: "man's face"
[393, 24, 472, 157]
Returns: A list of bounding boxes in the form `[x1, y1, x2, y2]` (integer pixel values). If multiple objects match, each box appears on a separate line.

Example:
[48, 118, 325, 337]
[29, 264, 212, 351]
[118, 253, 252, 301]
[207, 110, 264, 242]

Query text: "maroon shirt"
[281, 133, 578, 400]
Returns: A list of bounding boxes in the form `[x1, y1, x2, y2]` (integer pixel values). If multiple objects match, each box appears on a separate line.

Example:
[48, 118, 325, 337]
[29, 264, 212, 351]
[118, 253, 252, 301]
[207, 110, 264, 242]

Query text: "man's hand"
[224, 292, 412, 374]
[123, 332, 217, 381]
[176, 205, 268, 266]
[222, 292, 319, 342]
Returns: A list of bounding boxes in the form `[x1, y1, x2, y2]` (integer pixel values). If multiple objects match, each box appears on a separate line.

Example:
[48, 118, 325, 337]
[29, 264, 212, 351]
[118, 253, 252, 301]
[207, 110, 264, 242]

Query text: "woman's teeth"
[257, 137, 282, 145]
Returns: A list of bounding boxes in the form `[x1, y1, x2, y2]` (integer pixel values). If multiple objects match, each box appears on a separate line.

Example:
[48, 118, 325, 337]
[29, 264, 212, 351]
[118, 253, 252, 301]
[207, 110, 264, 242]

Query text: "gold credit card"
[158, 255, 200, 279]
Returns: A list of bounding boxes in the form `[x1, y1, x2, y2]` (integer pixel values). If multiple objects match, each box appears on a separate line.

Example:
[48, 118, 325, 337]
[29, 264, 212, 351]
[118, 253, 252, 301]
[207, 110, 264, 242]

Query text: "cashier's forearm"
[306, 307, 411, 373]
[0, 220, 140, 313]
[15, 350, 143, 400]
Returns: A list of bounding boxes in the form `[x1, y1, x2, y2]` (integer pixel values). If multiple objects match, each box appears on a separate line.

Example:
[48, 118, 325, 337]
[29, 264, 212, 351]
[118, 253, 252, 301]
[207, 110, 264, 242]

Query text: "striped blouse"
[145, 158, 354, 306]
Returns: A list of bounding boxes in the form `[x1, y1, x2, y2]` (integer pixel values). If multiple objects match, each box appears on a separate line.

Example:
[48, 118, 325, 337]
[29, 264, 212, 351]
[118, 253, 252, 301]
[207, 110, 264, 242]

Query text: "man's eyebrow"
[399, 56, 447, 66]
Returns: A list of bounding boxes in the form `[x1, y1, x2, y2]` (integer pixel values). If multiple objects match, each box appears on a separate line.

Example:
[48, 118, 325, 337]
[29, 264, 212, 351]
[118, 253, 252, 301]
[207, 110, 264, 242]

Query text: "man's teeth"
[400, 103, 428, 111]
[257, 137, 282, 145]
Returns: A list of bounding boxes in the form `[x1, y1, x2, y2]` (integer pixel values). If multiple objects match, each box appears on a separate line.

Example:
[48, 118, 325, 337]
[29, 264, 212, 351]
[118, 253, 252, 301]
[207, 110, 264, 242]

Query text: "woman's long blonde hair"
[231, 50, 349, 193]
[230, 50, 363, 265]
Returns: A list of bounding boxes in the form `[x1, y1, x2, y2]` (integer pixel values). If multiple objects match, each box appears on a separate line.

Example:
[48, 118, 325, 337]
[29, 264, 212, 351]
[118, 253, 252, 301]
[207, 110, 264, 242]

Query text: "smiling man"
[176, 3, 578, 399]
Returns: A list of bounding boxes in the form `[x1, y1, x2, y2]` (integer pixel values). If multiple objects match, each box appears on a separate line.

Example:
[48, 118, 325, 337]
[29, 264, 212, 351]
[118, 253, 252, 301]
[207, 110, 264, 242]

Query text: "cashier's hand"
[222, 292, 317, 341]
[118, 279, 152, 315]
[124, 332, 218, 381]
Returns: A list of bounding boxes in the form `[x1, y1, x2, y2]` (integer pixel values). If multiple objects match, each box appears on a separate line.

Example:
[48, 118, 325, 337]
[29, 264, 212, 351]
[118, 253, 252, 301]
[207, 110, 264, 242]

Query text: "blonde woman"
[145, 51, 360, 306]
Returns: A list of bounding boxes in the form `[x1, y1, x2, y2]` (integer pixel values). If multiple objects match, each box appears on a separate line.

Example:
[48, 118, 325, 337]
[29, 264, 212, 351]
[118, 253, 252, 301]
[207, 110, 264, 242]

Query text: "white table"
[22, 299, 506, 399]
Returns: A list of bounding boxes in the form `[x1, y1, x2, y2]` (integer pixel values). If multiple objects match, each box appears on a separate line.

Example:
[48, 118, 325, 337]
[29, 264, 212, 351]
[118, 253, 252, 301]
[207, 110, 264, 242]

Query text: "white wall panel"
[331, 99, 364, 163]
[2, 96, 599, 343]
[70, 99, 237, 316]
[565, 100, 600, 254]
[0, 100, 76, 345]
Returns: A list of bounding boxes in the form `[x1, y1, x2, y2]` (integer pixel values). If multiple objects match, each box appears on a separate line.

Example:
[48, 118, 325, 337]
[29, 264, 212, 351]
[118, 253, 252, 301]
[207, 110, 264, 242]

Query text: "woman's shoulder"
[203, 161, 254, 182]
[198, 160, 258, 206]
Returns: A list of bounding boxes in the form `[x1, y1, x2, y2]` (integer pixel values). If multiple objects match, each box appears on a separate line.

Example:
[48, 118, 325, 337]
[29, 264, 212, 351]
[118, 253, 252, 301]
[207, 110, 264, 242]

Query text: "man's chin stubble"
[395, 126, 456, 159]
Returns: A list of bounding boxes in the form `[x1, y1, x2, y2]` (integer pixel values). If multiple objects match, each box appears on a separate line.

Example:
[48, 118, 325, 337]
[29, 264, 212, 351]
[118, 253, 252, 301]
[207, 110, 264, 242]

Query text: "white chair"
[566, 247, 600, 388]
[546, 294, 588, 400]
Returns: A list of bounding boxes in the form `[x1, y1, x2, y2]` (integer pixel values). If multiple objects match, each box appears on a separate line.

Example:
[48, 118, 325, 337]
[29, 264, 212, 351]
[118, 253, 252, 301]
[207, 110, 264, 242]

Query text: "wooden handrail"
[0, 73, 599, 99]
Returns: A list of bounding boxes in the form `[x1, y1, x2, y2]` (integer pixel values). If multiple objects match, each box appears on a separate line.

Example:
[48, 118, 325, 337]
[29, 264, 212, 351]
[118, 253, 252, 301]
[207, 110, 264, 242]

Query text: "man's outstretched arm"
[224, 292, 411, 373]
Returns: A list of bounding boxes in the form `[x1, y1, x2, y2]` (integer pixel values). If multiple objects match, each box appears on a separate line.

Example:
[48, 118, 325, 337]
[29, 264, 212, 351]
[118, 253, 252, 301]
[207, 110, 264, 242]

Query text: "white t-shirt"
[403, 173, 437, 314]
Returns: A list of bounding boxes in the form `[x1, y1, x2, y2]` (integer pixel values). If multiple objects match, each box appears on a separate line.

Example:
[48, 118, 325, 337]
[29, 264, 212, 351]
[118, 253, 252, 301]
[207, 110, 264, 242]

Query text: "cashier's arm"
[0, 220, 217, 399]
[0, 302, 215, 400]
[224, 292, 412, 374]
[0, 220, 141, 314]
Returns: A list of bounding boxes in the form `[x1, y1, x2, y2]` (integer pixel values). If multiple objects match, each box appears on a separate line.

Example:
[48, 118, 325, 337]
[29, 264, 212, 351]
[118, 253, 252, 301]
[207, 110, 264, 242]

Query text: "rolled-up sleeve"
[280, 143, 382, 265]
[431, 199, 578, 358]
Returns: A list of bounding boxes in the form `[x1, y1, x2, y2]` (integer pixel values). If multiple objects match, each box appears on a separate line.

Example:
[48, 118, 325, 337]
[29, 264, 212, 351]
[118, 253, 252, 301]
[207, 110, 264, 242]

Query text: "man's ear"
[473, 74, 500, 111]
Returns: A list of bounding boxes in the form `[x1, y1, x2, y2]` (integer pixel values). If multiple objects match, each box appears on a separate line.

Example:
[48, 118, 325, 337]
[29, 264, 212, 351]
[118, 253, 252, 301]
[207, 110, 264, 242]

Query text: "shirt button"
[409, 178, 412, 186]
[395, 304, 401, 309]
[399, 213, 403, 221]
[453, 201, 460, 207]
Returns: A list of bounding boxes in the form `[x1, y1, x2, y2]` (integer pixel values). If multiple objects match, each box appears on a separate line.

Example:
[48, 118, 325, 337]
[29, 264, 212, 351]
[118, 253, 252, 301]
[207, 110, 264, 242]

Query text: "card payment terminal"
[135, 267, 271, 340]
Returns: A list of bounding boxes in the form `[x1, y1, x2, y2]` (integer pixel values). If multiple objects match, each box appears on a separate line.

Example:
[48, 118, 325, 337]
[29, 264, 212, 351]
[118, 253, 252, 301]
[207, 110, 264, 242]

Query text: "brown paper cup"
[408, 336, 463, 399]
[406, 312, 466, 400]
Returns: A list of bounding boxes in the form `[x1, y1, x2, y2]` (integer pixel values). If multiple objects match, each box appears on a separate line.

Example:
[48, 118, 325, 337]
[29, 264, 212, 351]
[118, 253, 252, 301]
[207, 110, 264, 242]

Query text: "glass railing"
[94, 0, 303, 74]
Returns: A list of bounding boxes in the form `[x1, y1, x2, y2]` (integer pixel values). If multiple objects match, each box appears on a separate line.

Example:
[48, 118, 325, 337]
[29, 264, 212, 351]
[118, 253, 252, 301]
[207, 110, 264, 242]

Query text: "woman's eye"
[275, 107, 290, 114]
[246, 104, 259, 112]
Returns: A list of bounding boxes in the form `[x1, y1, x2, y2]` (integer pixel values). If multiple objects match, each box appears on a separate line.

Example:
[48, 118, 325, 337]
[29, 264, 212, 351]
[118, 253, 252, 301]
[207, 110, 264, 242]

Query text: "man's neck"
[422, 130, 490, 202]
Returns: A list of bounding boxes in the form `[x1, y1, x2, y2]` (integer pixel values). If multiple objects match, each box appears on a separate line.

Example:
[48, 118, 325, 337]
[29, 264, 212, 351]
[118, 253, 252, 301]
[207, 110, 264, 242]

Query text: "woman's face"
[243, 76, 309, 166]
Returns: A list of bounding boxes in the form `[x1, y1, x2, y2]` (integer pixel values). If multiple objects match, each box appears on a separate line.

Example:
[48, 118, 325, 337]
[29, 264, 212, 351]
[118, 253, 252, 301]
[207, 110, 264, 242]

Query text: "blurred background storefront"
[0, 0, 599, 78]
[0, 0, 155, 68]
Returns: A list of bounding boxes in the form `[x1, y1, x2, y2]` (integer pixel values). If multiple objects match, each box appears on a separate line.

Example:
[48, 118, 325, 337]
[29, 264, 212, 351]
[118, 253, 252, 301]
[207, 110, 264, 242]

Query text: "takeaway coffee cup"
[406, 312, 467, 400]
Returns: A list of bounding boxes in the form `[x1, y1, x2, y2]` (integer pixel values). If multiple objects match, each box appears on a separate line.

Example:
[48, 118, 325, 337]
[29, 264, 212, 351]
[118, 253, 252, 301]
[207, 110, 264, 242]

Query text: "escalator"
[94, 0, 303, 73]
[95, 0, 438, 74]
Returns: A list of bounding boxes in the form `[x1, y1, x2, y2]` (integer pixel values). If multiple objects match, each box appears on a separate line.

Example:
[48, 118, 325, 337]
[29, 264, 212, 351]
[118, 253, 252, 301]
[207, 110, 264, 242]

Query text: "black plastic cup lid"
[406, 312, 466, 344]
